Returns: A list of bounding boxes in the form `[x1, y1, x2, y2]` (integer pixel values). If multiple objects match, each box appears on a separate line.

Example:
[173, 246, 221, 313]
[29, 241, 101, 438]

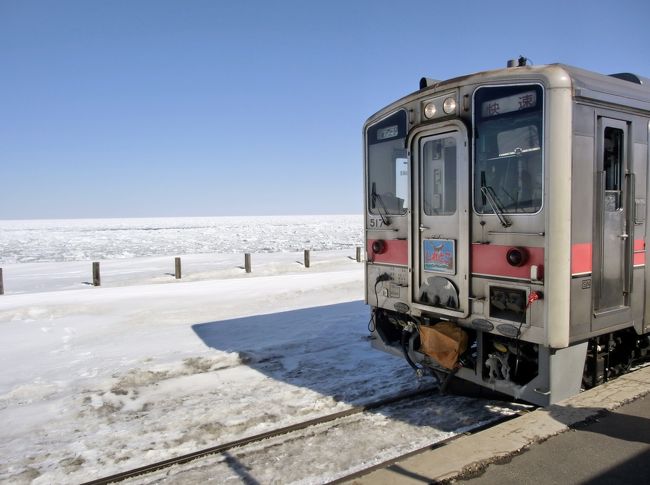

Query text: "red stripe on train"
[571, 240, 645, 275]
[571, 243, 593, 275]
[471, 244, 544, 279]
[367, 240, 645, 274]
[635, 239, 647, 266]
[367, 239, 408, 265]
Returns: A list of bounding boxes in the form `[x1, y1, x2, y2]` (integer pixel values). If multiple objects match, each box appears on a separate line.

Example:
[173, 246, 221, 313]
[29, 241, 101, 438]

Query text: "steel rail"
[81, 386, 438, 485]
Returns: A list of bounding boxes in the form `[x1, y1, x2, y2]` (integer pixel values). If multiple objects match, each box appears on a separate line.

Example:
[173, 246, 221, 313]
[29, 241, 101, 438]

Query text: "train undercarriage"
[371, 308, 650, 402]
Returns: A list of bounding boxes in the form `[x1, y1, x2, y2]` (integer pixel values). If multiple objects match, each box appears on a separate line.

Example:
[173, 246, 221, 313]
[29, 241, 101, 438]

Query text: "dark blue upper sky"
[2, 0, 648, 219]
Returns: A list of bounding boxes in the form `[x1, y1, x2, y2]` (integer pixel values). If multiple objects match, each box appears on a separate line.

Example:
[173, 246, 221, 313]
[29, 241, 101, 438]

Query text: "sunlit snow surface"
[0, 216, 524, 484]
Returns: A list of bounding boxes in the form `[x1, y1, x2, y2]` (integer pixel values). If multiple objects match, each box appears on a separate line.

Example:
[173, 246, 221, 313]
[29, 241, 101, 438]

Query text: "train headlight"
[424, 102, 437, 119]
[443, 97, 457, 114]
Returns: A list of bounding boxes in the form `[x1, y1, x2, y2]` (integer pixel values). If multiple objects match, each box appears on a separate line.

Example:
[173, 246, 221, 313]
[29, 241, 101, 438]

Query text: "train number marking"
[369, 218, 385, 229]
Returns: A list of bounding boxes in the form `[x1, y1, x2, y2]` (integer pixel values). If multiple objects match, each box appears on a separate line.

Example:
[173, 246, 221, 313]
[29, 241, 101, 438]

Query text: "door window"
[422, 136, 457, 216]
[604, 127, 624, 211]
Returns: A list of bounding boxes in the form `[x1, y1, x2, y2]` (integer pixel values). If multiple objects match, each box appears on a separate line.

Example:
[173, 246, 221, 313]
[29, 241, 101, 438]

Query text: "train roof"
[365, 63, 650, 126]
[557, 63, 650, 111]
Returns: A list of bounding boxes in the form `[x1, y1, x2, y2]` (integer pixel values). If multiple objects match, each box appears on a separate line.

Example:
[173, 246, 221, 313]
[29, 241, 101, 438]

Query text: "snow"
[0, 216, 523, 484]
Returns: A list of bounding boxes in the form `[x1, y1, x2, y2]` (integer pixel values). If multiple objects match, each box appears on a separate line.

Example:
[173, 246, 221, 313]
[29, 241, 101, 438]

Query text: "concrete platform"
[346, 366, 650, 484]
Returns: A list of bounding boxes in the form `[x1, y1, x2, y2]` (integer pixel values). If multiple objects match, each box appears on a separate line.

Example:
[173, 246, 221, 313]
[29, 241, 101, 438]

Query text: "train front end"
[364, 64, 579, 406]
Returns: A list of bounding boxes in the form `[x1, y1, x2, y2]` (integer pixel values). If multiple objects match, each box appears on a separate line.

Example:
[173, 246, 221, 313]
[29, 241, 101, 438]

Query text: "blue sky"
[1, 0, 648, 219]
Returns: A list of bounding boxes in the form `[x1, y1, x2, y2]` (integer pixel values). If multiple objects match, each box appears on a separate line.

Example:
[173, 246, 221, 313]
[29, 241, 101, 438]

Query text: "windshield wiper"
[371, 183, 391, 226]
[480, 184, 512, 228]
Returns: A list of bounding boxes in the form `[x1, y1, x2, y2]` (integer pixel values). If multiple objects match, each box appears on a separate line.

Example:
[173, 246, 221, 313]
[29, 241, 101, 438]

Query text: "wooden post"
[304, 249, 311, 268]
[0, 268, 4, 295]
[245, 253, 252, 273]
[175, 257, 182, 279]
[92, 262, 101, 287]
[356, 246, 362, 263]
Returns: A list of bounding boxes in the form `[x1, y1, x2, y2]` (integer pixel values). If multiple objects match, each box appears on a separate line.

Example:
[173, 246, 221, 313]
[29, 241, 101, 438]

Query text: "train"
[363, 58, 650, 406]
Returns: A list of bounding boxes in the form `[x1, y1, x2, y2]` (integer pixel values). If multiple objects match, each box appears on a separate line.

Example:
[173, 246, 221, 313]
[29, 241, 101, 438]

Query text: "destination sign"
[481, 90, 537, 117]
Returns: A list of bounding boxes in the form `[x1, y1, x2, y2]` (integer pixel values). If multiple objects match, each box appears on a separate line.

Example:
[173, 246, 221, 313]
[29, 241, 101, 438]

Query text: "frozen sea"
[0, 214, 364, 264]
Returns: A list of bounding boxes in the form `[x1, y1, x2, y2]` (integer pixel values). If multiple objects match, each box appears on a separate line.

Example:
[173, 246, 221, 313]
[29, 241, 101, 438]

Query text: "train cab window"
[604, 127, 624, 211]
[473, 85, 544, 215]
[367, 110, 408, 215]
[422, 136, 457, 215]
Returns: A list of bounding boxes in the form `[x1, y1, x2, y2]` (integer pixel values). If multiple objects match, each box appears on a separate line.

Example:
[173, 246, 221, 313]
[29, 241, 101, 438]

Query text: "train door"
[593, 117, 632, 328]
[412, 125, 469, 317]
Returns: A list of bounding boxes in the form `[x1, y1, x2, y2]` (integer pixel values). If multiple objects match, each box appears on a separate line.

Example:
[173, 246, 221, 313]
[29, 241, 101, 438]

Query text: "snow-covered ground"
[0, 216, 523, 484]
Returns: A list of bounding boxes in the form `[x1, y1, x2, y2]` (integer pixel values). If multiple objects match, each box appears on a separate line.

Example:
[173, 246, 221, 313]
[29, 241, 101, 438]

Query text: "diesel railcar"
[364, 59, 650, 406]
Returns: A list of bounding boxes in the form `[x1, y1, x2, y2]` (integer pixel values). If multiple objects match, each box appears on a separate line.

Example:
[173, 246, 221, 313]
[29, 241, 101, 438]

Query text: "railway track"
[327, 410, 525, 484]
[81, 386, 441, 485]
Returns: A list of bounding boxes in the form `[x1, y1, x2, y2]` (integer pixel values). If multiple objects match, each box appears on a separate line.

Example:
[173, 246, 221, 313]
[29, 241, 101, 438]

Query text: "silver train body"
[363, 62, 650, 406]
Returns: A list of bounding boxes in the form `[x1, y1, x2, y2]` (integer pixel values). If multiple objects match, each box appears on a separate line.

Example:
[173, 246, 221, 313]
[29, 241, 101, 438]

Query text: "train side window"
[366, 110, 408, 215]
[603, 127, 624, 211]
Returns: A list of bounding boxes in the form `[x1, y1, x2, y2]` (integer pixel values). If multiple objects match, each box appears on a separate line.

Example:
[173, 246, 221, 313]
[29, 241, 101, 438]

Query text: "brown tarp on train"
[419, 322, 468, 370]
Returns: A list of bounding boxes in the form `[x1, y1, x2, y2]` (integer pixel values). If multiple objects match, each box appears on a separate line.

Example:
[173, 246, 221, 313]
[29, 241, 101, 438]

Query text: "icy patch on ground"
[0, 320, 422, 484]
